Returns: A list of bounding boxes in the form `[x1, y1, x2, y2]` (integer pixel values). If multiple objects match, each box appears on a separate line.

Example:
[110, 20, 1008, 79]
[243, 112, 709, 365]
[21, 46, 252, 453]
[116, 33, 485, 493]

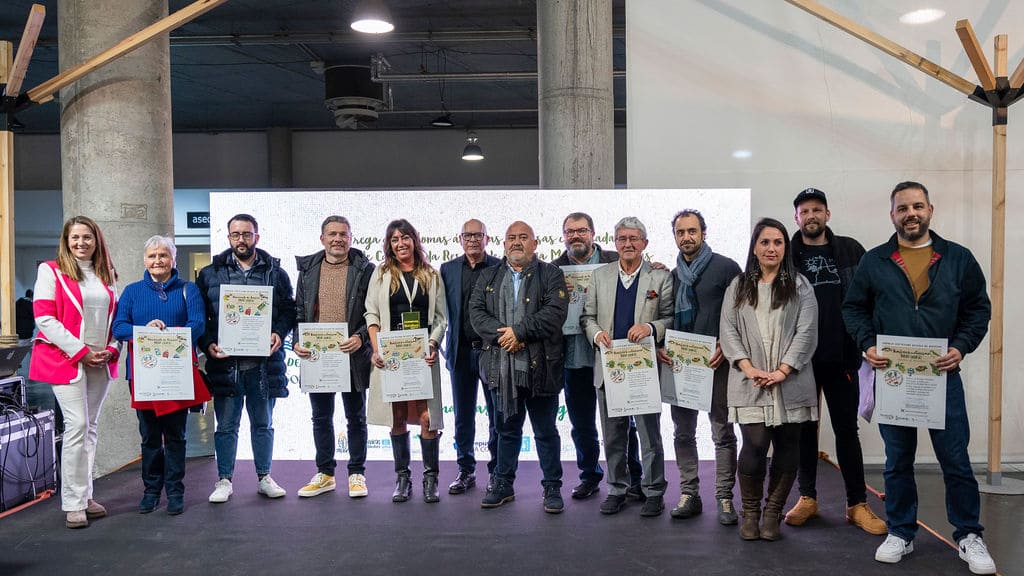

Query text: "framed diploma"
[874, 334, 948, 429]
[659, 329, 716, 412]
[560, 264, 602, 335]
[218, 284, 273, 356]
[298, 323, 352, 393]
[132, 326, 194, 401]
[377, 328, 433, 402]
[600, 336, 662, 417]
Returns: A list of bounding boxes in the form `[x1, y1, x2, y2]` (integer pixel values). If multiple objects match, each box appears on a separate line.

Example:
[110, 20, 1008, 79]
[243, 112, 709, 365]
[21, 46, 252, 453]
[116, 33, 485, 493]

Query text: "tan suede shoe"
[847, 502, 887, 535]
[65, 510, 88, 529]
[85, 499, 107, 519]
[783, 495, 818, 526]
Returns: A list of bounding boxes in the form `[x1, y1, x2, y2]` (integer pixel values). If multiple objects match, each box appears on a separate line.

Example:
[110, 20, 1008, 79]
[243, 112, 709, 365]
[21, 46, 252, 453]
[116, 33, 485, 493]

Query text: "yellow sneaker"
[349, 473, 368, 498]
[784, 496, 818, 526]
[297, 473, 335, 498]
[847, 502, 888, 535]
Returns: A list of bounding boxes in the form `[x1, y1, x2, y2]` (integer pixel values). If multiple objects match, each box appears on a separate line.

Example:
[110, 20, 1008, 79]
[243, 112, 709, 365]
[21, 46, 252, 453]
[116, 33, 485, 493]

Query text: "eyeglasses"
[228, 232, 255, 241]
[461, 232, 485, 240]
[563, 227, 591, 237]
[615, 235, 644, 244]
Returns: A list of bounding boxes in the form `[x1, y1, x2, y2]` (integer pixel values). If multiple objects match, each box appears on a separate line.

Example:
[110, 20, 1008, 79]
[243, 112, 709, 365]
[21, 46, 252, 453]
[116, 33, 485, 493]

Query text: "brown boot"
[784, 496, 819, 526]
[737, 473, 763, 541]
[761, 471, 797, 541]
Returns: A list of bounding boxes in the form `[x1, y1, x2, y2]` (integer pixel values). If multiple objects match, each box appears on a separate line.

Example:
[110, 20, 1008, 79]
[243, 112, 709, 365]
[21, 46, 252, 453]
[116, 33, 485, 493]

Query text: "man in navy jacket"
[843, 182, 995, 574]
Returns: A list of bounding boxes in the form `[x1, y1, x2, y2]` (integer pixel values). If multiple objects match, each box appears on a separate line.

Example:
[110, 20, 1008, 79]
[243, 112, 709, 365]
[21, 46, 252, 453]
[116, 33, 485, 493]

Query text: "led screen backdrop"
[210, 188, 750, 461]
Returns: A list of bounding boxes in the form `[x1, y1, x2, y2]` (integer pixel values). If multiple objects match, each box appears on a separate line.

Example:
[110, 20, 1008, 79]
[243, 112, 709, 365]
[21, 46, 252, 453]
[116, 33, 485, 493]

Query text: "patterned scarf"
[673, 242, 713, 331]
[497, 267, 529, 416]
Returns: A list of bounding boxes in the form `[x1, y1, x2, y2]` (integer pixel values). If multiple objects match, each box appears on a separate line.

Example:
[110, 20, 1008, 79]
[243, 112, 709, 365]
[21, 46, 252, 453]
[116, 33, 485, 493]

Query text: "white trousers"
[51, 367, 110, 511]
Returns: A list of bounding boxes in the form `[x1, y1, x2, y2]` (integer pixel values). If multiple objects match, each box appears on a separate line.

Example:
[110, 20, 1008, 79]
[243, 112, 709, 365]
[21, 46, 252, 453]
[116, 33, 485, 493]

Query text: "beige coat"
[581, 261, 674, 388]
[364, 267, 448, 430]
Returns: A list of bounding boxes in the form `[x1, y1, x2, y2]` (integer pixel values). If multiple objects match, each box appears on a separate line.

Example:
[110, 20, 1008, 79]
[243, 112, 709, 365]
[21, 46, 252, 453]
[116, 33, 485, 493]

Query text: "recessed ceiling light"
[351, 0, 395, 34]
[899, 9, 945, 25]
[732, 149, 752, 159]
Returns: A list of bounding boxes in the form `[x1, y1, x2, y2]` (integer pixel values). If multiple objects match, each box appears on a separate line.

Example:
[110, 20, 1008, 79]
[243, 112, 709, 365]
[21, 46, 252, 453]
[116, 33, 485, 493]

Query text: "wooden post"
[0, 41, 16, 344]
[986, 35, 1008, 485]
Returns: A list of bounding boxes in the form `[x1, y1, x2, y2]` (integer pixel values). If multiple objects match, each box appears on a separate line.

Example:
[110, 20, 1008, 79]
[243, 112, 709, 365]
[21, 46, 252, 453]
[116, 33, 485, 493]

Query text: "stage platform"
[0, 458, 1014, 575]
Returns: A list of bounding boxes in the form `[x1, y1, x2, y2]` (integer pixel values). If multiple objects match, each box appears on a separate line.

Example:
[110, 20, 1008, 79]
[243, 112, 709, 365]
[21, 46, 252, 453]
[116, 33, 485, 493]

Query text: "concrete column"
[267, 127, 293, 188]
[59, 0, 172, 476]
[537, 0, 614, 189]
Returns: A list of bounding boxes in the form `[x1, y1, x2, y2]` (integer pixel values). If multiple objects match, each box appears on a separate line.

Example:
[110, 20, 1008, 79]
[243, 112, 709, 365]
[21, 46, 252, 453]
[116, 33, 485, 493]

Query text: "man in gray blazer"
[581, 217, 674, 517]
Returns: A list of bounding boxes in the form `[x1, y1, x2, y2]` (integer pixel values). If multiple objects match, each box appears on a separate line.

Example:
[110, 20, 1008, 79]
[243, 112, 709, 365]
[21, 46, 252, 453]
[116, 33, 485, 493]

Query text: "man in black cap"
[785, 188, 886, 535]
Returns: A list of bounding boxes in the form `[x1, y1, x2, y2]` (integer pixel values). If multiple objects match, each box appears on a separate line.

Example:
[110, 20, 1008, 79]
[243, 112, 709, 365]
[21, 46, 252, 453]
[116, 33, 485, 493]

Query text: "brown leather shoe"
[847, 502, 887, 535]
[784, 496, 818, 526]
[65, 510, 88, 529]
[85, 499, 107, 519]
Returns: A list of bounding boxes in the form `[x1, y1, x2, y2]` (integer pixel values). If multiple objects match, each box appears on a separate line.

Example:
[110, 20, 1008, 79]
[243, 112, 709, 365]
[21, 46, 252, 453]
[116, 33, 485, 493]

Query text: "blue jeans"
[878, 372, 983, 542]
[213, 367, 276, 479]
[491, 388, 563, 488]
[137, 407, 188, 497]
[310, 390, 367, 476]
[450, 346, 496, 474]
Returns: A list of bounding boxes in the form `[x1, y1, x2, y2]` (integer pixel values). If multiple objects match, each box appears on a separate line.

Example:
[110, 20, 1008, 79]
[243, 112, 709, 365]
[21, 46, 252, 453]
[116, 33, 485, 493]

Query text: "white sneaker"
[349, 473, 368, 498]
[257, 475, 287, 498]
[208, 479, 233, 503]
[958, 534, 997, 575]
[875, 534, 914, 564]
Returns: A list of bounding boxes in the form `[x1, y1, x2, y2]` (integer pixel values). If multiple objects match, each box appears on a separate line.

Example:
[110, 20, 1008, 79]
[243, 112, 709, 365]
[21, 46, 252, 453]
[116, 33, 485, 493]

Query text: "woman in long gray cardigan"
[366, 219, 448, 504]
[719, 218, 818, 542]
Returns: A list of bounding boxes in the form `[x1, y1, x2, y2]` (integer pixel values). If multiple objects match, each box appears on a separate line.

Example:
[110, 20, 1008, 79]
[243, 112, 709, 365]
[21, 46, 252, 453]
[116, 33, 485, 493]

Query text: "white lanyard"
[399, 272, 420, 307]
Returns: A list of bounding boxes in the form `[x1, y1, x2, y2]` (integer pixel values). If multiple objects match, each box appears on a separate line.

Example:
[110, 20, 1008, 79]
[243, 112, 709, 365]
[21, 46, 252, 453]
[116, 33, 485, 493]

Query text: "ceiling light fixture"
[731, 149, 752, 159]
[351, 0, 395, 34]
[462, 132, 484, 161]
[898, 8, 945, 25]
[431, 114, 454, 128]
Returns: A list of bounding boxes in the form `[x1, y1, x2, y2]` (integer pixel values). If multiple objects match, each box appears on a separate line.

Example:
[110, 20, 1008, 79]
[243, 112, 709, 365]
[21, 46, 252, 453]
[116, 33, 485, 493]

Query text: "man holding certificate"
[581, 217, 674, 517]
[843, 182, 995, 574]
[470, 221, 569, 513]
[659, 209, 741, 525]
[197, 214, 296, 504]
[552, 212, 643, 502]
[292, 216, 375, 499]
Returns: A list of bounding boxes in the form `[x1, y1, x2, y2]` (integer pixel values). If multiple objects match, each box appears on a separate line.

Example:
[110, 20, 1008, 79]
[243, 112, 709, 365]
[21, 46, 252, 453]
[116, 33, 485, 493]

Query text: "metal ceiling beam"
[375, 70, 626, 82]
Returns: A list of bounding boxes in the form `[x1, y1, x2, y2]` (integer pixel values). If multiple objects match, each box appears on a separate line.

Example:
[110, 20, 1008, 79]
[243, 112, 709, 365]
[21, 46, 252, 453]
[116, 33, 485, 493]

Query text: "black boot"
[738, 473, 764, 541]
[421, 433, 441, 504]
[391, 432, 412, 503]
[761, 471, 797, 541]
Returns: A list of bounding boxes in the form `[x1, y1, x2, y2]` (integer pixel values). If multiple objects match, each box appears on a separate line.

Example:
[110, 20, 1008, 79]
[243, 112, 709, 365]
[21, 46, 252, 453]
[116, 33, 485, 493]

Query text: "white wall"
[627, 0, 1024, 464]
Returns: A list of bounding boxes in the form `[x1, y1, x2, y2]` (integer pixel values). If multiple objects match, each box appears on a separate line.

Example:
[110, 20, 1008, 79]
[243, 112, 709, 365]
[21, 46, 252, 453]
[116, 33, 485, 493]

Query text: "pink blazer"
[29, 261, 119, 384]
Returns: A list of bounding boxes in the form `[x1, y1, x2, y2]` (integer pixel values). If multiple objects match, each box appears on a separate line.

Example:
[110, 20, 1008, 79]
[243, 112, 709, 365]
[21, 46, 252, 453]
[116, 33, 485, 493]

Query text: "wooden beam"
[5, 4, 45, 98]
[782, 0, 977, 96]
[1012, 56, 1024, 90]
[955, 20, 996, 91]
[25, 0, 227, 104]
[993, 34, 1007, 78]
[0, 42, 16, 340]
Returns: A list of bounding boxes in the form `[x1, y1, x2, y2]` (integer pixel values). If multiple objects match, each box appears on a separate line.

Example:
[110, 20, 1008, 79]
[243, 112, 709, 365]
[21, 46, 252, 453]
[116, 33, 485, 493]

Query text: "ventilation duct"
[324, 65, 388, 129]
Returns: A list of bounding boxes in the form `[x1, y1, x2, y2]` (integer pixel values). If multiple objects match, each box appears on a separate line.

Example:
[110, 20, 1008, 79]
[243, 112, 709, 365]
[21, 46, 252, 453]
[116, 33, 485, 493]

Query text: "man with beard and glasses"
[843, 182, 995, 574]
[785, 189, 886, 536]
[198, 214, 296, 503]
[553, 212, 644, 502]
[471, 221, 568, 513]
[659, 209, 740, 524]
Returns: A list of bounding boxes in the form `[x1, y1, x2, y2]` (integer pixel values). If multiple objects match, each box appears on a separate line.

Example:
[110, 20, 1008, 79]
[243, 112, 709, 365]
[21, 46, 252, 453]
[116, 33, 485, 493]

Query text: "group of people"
[27, 181, 996, 574]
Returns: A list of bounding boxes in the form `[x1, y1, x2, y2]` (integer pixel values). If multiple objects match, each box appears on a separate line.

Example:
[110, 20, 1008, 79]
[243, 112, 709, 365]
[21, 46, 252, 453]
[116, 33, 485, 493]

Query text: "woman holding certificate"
[719, 218, 818, 542]
[112, 236, 209, 516]
[366, 219, 448, 504]
[29, 216, 120, 529]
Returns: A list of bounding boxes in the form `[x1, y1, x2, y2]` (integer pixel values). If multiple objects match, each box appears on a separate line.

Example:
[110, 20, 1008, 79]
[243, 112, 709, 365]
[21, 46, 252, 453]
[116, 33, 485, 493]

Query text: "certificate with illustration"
[377, 328, 432, 402]
[132, 326, 194, 401]
[560, 264, 602, 335]
[600, 336, 661, 417]
[298, 323, 351, 393]
[659, 329, 716, 412]
[218, 284, 273, 356]
[875, 335, 948, 429]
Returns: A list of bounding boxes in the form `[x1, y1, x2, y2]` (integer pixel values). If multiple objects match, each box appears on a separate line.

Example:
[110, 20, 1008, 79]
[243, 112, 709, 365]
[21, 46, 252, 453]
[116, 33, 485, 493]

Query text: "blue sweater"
[112, 269, 206, 379]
